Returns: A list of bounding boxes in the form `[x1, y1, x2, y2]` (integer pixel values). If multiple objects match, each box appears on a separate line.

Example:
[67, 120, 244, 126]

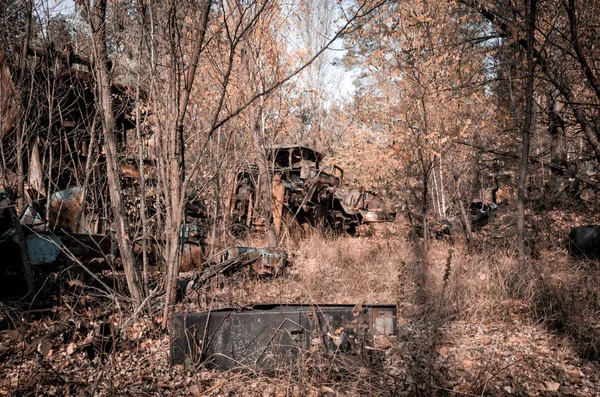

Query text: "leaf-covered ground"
[2, 232, 600, 396]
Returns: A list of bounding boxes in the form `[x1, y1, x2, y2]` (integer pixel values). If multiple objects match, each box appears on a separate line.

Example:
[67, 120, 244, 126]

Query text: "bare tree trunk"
[439, 155, 446, 218]
[15, 0, 33, 213]
[162, 0, 212, 328]
[421, 157, 430, 249]
[418, 92, 432, 249]
[85, 0, 143, 307]
[517, 0, 536, 267]
[210, 129, 221, 257]
[76, 115, 98, 232]
[432, 161, 441, 219]
[135, 52, 150, 300]
[547, 91, 566, 173]
[254, 104, 277, 247]
[13, 0, 34, 297]
[457, 191, 473, 250]
[16, 123, 26, 216]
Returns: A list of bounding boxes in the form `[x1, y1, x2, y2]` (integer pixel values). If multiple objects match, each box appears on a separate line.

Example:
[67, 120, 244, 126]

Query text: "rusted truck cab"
[229, 145, 341, 235]
[229, 144, 395, 236]
[267, 144, 342, 185]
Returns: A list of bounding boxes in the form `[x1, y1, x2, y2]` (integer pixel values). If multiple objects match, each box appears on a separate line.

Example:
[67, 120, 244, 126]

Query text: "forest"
[1, 0, 600, 395]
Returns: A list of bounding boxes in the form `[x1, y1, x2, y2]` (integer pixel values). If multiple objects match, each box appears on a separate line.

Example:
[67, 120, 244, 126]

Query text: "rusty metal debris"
[170, 304, 397, 368]
[434, 201, 499, 238]
[469, 201, 498, 231]
[0, 229, 111, 266]
[229, 145, 395, 235]
[0, 44, 157, 290]
[332, 188, 396, 230]
[178, 248, 288, 304]
[221, 247, 288, 276]
[186, 247, 288, 285]
[0, 228, 112, 298]
[229, 145, 341, 234]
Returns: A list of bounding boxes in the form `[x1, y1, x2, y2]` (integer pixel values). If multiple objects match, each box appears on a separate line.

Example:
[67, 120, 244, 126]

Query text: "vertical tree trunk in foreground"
[14, 0, 35, 297]
[162, 0, 212, 328]
[86, 0, 143, 307]
[517, 0, 537, 267]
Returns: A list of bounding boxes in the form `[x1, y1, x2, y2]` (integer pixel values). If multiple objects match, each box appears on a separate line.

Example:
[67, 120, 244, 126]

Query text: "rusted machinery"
[229, 144, 396, 235]
[229, 145, 342, 235]
[332, 188, 397, 232]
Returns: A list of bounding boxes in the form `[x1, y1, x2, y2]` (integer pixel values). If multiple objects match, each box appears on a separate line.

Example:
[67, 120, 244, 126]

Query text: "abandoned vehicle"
[229, 145, 341, 235]
[229, 144, 396, 235]
[0, 45, 185, 295]
[332, 188, 397, 231]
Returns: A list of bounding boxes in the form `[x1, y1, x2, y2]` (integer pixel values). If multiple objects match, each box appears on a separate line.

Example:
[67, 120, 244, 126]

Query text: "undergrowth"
[3, 223, 600, 395]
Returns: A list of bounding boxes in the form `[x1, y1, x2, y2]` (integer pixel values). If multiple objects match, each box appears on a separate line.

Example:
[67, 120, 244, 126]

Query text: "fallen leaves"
[1, 236, 600, 396]
[66, 342, 76, 356]
[393, 320, 600, 396]
[320, 385, 336, 394]
[545, 381, 560, 392]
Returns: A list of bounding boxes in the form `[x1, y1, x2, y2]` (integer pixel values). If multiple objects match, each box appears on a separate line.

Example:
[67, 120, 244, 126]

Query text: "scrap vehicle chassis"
[229, 144, 396, 235]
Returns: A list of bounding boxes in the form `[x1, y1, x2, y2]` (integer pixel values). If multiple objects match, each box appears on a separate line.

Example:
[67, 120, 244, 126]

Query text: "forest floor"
[1, 223, 600, 396]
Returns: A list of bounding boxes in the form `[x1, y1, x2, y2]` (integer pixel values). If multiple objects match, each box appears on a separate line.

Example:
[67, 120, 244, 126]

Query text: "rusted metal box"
[170, 304, 397, 369]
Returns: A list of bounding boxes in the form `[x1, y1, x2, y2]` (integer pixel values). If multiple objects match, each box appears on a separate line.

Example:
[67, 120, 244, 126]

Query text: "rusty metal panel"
[26, 233, 63, 265]
[170, 304, 397, 368]
[225, 247, 288, 276]
[370, 306, 397, 335]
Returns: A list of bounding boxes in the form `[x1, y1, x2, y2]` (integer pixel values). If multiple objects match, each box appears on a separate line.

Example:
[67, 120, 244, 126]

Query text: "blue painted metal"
[180, 223, 203, 240]
[26, 233, 62, 265]
[3, 229, 62, 265]
[226, 246, 286, 258]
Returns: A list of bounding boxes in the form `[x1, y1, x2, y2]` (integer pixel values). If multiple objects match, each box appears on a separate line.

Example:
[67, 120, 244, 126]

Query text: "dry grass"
[4, 223, 600, 396]
[211, 228, 600, 359]
[204, 234, 410, 308]
[414, 237, 600, 361]
[421, 239, 529, 320]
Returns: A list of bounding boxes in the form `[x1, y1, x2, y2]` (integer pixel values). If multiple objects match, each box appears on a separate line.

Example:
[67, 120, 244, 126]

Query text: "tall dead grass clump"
[420, 238, 600, 359]
[528, 254, 600, 360]
[421, 239, 535, 321]
[289, 234, 412, 304]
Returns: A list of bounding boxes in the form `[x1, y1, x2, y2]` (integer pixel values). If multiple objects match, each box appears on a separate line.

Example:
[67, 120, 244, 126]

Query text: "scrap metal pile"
[0, 46, 161, 297]
[229, 145, 396, 235]
[195, 247, 288, 283]
[0, 44, 394, 303]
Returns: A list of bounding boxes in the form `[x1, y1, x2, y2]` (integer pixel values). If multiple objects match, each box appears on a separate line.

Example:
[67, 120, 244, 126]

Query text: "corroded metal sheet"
[1, 229, 62, 265]
[171, 304, 397, 368]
